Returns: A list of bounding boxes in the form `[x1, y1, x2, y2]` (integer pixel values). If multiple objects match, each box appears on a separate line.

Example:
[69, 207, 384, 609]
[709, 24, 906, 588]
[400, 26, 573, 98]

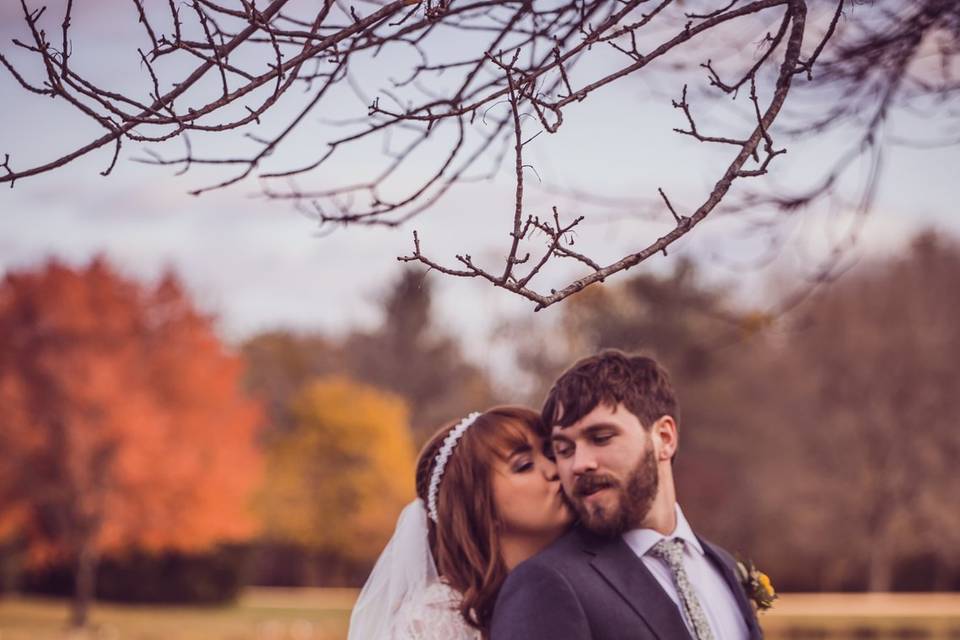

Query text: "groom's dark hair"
[541, 349, 678, 434]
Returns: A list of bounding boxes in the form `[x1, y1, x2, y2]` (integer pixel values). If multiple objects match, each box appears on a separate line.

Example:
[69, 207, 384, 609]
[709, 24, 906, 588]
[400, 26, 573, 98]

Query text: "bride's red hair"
[415, 406, 542, 638]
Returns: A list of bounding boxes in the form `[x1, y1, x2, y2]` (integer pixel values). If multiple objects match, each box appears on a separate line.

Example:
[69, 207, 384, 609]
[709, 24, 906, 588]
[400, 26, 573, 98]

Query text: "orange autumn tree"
[0, 258, 262, 627]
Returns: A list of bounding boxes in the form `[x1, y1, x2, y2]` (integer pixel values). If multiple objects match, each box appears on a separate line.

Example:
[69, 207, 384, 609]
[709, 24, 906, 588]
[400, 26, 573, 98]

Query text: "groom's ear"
[652, 416, 678, 462]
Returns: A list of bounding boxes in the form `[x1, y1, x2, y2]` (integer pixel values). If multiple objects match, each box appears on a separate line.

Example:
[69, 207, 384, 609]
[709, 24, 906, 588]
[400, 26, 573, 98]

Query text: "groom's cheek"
[561, 473, 577, 498]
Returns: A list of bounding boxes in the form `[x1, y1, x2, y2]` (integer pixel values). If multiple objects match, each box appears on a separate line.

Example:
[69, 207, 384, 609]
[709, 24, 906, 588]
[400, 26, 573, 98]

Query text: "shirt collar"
[622, 503, 704, 558]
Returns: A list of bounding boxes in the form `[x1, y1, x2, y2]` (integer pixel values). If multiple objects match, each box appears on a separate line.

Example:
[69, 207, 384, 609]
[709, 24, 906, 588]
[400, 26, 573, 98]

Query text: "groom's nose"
[571, 446, 599, 476]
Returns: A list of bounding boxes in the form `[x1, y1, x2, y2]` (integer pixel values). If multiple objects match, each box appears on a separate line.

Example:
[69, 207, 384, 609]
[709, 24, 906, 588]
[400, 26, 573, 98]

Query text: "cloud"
[1, 178, 404, 339]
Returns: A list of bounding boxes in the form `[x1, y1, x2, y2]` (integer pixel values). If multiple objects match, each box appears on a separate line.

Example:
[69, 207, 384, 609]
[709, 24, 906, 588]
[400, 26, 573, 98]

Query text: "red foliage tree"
[0, 257, 262, 626]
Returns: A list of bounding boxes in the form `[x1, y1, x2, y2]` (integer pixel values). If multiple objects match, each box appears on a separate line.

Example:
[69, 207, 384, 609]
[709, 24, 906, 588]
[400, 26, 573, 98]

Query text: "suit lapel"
[698, 537, 764, 640]
[580, 529, 693, 640]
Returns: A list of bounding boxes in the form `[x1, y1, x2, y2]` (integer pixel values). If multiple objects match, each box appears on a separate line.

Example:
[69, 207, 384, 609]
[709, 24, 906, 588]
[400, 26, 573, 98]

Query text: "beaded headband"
[426, 411, 482, 522]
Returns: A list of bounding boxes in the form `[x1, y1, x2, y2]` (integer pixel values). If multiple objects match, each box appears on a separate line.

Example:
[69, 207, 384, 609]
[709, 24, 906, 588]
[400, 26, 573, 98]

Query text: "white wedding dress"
[347, 500, 481, 640]
[393, 581, 480, 640]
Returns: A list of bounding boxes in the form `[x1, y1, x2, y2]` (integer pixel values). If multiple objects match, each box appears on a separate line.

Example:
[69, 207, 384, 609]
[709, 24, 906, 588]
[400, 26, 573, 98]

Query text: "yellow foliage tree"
[258, 376, 416, 569]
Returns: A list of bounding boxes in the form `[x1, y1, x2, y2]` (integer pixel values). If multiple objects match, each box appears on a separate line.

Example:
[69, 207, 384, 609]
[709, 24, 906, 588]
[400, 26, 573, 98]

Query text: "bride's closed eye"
[510, 453, 534, 473]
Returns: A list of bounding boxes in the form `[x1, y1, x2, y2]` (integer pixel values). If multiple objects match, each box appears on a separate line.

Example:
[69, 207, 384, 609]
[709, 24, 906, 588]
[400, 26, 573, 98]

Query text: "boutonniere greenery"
[736, 559, 777, 612]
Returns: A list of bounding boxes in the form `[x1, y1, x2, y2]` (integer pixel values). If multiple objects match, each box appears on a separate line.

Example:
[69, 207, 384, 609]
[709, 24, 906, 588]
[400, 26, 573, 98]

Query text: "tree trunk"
[70, 539, 98, 628]
[932, 561, 953, 591]
[867, 536, 893, 592]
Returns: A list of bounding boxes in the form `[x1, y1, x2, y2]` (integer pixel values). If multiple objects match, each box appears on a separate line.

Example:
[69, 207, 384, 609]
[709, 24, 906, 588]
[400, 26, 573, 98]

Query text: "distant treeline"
[2, 231, 958, 607]
[243, 229, 960, 593]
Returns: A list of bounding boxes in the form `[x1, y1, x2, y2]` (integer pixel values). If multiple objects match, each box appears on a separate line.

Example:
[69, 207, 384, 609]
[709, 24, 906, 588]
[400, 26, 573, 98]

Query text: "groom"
[491, 350, 763, 640]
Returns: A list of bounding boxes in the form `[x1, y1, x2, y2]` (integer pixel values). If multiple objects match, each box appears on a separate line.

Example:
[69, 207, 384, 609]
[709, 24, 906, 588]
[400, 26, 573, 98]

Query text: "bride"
[348, 406, 573, 639]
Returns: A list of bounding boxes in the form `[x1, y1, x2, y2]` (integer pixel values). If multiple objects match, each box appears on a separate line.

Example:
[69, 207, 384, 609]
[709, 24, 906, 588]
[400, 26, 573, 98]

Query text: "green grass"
[0, 588, 355, 640]
[2, 590, 959, 639]
[762, 593, 960, 639]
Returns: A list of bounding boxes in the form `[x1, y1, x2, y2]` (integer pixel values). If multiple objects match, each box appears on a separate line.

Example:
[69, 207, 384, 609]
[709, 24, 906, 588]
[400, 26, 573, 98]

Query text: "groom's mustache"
[572, 473, 619, 498]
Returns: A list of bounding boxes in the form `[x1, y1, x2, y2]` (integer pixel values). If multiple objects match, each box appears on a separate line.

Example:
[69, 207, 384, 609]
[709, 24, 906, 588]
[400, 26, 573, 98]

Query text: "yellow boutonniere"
[736, 559, 777, 612]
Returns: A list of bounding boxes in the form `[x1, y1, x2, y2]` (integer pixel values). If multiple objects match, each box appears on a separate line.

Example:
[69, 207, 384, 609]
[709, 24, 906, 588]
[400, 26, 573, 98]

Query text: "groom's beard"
[571, 447, 658, 539]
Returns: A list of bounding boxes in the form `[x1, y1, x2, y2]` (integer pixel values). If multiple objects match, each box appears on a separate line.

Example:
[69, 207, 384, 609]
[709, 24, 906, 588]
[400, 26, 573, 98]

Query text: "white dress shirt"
[622, 504, 749, 640]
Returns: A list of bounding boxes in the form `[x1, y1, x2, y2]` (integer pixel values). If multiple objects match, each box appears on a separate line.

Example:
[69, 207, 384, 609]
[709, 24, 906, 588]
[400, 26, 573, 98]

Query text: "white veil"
[347, 499, 438, 640]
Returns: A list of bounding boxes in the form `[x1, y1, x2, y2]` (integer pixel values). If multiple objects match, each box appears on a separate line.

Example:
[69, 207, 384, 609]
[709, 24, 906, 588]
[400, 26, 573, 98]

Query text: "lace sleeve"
[393, 583, 481, 640]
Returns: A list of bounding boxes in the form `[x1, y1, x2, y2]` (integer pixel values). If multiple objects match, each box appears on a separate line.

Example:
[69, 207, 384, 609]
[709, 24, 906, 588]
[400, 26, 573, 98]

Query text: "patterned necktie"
[649, 538, 715, 640]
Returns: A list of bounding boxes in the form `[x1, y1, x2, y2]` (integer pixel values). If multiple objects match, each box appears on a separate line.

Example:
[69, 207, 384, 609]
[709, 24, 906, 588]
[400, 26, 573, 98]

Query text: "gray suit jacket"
[490, 526, 763, 640]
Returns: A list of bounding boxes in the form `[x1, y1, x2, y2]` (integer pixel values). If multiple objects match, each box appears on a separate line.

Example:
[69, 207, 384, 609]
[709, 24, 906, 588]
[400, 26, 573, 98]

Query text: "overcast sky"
[2, 1, 958, 373]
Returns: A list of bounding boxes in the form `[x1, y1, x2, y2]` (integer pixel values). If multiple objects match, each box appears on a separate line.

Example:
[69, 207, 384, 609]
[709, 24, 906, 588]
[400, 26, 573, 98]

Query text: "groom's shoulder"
[497, 528, 589, 601]
[497, 526, 606, 612]
[492, 530, 598, 636]
[516, 526, 593, 573]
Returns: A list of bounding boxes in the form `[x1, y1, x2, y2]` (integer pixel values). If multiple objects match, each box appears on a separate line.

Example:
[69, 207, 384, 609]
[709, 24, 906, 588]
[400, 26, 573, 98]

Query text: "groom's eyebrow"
[552, 422, 619, 440]
[583, 422, 619, 433]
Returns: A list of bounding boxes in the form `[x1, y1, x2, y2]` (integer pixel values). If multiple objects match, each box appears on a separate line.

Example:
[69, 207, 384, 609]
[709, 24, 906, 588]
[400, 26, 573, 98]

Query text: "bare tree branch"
[7, 0, 949, 308]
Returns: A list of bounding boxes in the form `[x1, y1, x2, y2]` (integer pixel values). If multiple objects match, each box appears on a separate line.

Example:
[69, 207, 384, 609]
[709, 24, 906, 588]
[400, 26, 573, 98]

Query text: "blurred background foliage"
[1, 230, 959, 625]
[255, 377, 416, 585]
